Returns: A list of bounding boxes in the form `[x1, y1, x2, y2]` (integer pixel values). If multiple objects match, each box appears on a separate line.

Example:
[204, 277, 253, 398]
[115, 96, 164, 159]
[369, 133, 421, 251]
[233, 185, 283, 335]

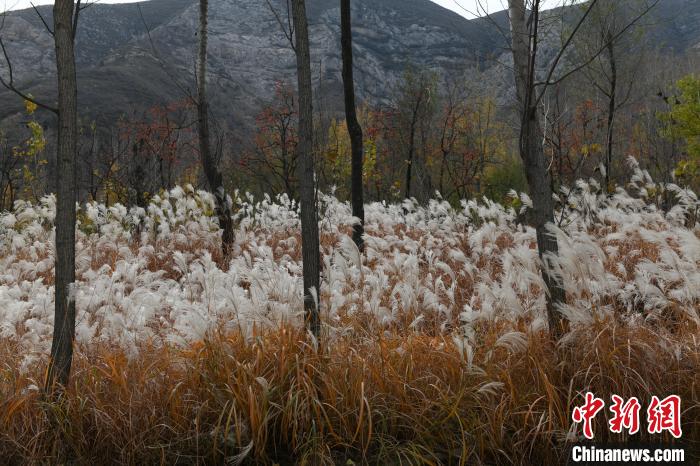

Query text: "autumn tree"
[0, 100, 50, 206]
[81, 125, 129, 205]
[662, 74, 700, 186]
[247, 82, 299, 198]
[0, 130, 14, 211]
[117, 101, 197, 206]
[435, 76, 469, 198]
[543, 87, 602, 188]
[434, 77, 508, 201]
[391, 68, 438, 202]
[32, 0, 81, 391]
[317, 103, 381, 202]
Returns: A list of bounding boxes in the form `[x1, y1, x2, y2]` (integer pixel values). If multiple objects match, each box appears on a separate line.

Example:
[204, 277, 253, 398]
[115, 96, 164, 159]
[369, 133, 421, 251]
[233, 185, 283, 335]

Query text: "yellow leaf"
[24, 99, 38, 115]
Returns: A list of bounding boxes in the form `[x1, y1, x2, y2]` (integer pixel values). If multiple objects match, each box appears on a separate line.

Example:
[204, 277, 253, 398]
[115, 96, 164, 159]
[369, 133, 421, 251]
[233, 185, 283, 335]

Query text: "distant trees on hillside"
[246, 82, 299, 198]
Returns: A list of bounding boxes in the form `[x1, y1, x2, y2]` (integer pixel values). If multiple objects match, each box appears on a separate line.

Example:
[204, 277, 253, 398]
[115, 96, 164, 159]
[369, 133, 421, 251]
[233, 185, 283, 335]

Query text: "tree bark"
[404, 118, 416, 200]
[291, 0, 321, 338]
[508, 0, 567, 339]
[46, 0, 78, 391]
[604, 31, 617, 192]
[340, 0, 365, 252]
[198, 0, 235, 258]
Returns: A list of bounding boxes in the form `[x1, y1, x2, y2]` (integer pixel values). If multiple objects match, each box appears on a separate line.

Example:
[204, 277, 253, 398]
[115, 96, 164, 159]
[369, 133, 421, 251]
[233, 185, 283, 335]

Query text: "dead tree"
[197, 0, 235, 257]
[575, 0, 651, 190]
[507, 0, 592, 339]
[290, 0, 321, 338]
[340, 0, 365, 251]
[506, 0, 657, 338]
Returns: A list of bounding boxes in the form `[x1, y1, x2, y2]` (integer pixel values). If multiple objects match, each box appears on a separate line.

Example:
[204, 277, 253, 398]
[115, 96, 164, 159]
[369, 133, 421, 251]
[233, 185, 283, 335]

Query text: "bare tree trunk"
[291, 0, 321, 338]
[508, 0, 567, 339]
[340, 0, 365, 252]
[198, 0, 235, 258]
[404, 114, 418, 200]
[46, 0, 78, 391]
[604, 32, 617, 192]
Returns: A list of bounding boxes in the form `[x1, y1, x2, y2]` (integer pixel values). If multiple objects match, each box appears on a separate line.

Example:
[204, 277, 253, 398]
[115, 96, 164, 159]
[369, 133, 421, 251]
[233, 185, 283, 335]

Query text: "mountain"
[646, 0, 700, 52]
[0, 0, 502, 129]
[0, 0, 698, 132]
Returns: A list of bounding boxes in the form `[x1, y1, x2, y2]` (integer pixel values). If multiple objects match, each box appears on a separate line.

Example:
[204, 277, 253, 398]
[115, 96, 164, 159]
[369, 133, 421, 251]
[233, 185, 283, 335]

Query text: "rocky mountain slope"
[0, 0, 697, 131]
[0, 0, 502, 128]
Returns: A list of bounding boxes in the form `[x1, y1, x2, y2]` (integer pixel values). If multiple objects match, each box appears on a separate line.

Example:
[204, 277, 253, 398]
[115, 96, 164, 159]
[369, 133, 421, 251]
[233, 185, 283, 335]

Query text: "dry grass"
[1, 315, 698, 465]
[2, 182, 700, 464]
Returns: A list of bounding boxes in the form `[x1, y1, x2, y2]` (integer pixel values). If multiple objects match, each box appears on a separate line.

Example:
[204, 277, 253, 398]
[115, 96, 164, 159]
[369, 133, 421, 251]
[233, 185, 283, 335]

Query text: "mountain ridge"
[0, 0, 697, 132]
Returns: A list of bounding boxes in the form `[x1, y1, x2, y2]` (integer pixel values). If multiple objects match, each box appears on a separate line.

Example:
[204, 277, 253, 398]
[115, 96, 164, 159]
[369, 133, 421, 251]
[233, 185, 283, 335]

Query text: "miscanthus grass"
[0, 158, 698, 464]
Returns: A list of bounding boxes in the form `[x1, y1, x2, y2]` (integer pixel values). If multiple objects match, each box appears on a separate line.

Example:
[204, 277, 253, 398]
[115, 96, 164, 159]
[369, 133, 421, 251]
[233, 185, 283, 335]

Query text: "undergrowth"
[1, 317, 698, 465]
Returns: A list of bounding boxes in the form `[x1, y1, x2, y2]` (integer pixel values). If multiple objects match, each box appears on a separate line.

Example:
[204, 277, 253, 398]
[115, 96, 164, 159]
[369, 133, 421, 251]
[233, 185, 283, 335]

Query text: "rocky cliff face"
[0, 0, 697, 131]
[0, 0, 501, 128]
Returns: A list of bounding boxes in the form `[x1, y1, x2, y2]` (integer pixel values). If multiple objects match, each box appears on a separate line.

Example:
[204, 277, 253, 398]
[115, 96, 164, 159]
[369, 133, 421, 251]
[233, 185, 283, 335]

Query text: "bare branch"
[265, 0, 295, 51]
[533, 0, 600, 107]
[534, 0, 659, 93]
[471, 0, 511, 47]
[72, 0, 82, 41]
[30, 2, 54, 36]
[0, 36, 57, 113]
[135, 2, 193, 102]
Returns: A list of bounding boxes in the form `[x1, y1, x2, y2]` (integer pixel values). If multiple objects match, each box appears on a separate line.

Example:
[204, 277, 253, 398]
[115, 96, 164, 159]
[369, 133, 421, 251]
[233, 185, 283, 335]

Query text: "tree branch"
[533, 0, 600, 107]
[30, 2, 54, 36]
[265, 0, 295, 52]
[534, 0, 659, 93]
[72, 0, 83, 41]
[135, 2, 193, 101]
[0, 36, 58, 113]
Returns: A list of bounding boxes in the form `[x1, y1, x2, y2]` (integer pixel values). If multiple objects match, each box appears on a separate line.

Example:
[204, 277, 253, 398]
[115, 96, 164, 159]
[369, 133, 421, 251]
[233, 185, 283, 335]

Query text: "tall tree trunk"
[46, 0, 78, 391]
[438, 149, 447, 195]
[604, 32, 617, 192]
[404, 116, 418, 199]
[291, 0, 321, 338]
[508, 0, 567, 339]
[340, 0, 365, 252]
[198, 0, 235, 258]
